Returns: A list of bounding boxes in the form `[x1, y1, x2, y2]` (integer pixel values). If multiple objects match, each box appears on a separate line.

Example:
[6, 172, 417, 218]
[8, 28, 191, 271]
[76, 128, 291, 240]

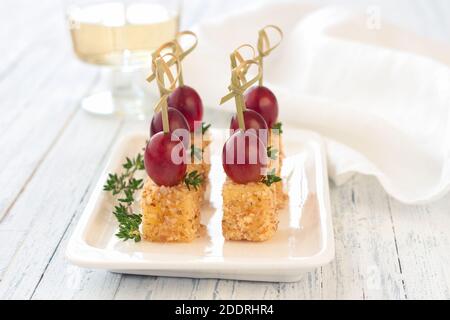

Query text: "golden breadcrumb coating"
[222, 179, 278, 241]
[141, 179, 201, 242]
[140, 132, 211, 243]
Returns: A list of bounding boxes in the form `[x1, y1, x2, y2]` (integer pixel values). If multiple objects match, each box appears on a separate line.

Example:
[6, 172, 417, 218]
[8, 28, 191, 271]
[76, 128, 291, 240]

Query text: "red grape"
[244, 86, 278, 128]
[230, 109, 268, 146]
[222, 130, 268, 184]
[168, 85, 203, 132]
[144, 132, 187, 187]
[150, 107, 190, 148]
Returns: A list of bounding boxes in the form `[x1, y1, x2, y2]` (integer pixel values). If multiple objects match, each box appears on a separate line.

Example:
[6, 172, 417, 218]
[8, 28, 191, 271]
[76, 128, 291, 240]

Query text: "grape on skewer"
[219, 55, 279, 241]
[244, 25, 283, 129]
[142, 52, 203, 242]
[148, 31, 204, 133]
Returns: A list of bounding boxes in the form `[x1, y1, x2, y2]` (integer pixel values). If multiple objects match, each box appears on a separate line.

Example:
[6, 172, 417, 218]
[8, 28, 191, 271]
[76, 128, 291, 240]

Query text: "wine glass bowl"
[65, 0, 181, 118]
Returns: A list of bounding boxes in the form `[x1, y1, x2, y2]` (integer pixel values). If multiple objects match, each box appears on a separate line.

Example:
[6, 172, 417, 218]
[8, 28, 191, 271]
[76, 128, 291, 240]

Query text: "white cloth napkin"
[182, 2, 450, 204]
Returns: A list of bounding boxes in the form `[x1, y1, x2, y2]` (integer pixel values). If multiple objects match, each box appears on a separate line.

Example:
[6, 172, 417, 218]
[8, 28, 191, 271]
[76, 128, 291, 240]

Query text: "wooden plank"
[279, 270, 322, 299]
[278, 176, 407, 299]
[0, 0, 56, 74]
[0, 54, 96, 221]
[0, 0, 96, 221]
[112, 276, 158, 300]
[0, 47, 76, 128]
[30, 206, 122, 300]
[229, 282, 280, 299]
[388, 195, 450, 299]
[0, 112, 123, 299]
[327, 176, 408, 299]
[27, 122, 152, 300]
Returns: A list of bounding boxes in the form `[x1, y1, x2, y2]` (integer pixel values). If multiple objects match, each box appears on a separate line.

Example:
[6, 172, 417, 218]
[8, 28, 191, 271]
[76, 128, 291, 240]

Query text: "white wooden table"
[1, 0, 449, 300]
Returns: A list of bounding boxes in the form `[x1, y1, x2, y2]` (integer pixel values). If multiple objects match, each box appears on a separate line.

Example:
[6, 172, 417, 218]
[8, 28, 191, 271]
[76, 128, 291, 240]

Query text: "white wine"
[68, 2, 179, 66]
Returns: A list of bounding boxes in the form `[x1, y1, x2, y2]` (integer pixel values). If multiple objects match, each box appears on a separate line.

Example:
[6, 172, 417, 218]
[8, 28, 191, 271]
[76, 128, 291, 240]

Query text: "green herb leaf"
[134, 153, 145, 170]
[142, 140, 149, 152]
[118, 189, 134, 204]
[261, 169, 282, 187]
[103, 153, 146, 242]
[123, 157, 133, 169]
[267, 146, 278, 160]
[190, 144, 203, 161]
[183, 170, 203, 191]
[202, 122, 211, 135]
[272, 122, 283, 134]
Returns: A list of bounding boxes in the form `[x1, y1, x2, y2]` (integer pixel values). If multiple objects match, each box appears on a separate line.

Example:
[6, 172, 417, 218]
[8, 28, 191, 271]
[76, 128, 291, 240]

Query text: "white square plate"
[66, 128, 334, 282]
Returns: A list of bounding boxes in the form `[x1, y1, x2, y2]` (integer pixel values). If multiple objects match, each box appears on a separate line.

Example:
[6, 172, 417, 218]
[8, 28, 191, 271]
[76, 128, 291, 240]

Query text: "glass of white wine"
[66, 0, 181, 118]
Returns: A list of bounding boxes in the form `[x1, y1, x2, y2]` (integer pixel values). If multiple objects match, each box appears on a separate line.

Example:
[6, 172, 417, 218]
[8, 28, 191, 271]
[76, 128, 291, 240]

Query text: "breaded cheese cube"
[141, 179, 201, 242]
[222, 179, 278, 241]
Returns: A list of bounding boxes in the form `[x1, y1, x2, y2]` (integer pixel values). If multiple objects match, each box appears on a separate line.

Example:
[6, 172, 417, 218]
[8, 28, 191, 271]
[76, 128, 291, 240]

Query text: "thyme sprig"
[267, 146, 278, 160]
[272, 122, 283, 134]
[261, 168, 282, 187]
[103, 153, 145, 242]
[113, 204, 142, 242]
[202, 122, 211, 135]
[183, 170, 203, 191]
[190, 144, 204, 161]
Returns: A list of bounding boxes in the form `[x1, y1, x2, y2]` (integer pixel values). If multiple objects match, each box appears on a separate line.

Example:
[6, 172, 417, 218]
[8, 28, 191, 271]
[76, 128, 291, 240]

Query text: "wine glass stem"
[111, 67, 148, 119]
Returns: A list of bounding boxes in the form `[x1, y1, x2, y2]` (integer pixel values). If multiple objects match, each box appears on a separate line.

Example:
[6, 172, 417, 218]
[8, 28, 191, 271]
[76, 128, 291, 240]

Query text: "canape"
[242, 25, 286, 209]
[141, 178, 202, 242]
[221, 128, 279, 242]
[222, 178, 277, 241]
[219, 51, 282, 241]
[142, 128, 205, 242]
